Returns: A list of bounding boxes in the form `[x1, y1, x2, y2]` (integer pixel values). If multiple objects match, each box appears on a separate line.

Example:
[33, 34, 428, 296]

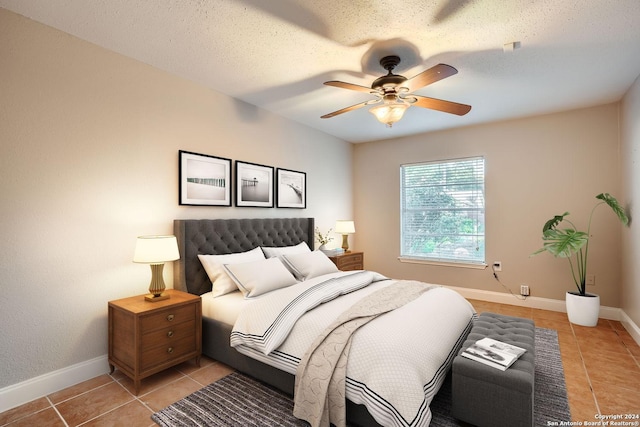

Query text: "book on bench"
[461, 337, 527, 371]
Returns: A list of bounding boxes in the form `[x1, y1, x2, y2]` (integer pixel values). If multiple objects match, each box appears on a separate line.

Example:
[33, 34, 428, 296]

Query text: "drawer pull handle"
[167, 347, 174, 354]
[166, 314, 175, 322]
[167, 331, 174, 338]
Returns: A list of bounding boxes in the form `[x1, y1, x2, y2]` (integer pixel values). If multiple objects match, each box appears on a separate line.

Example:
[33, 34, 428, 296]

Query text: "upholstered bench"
[451, 312, 536, 427]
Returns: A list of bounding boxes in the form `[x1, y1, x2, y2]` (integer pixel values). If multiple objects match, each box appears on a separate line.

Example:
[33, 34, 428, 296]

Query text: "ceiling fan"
[321, 55, 471, 127]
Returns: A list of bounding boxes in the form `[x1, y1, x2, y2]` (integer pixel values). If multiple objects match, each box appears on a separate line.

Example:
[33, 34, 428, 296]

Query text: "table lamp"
[133, 235, 180, 302]
[334, 220, 355, 252]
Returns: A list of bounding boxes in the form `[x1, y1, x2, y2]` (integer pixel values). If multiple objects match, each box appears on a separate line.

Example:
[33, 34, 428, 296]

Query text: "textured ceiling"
[2, 0, 640, 143]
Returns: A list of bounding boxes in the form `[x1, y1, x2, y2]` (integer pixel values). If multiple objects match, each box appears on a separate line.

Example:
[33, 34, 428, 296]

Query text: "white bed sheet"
[201, 290, 248, 326]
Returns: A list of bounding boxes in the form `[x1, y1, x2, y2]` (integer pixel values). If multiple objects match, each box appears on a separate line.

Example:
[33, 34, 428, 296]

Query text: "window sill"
[398, 257, 488, 270]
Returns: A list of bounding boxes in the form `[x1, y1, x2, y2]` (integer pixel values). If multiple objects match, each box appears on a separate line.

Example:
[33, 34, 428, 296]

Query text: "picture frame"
[276, 168, 306, 209]
[235, 161, 274, 207]
[179, 150, 232, 206]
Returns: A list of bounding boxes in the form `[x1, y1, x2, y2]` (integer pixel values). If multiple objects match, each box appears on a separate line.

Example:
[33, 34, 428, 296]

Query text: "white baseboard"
[0, 355, 110, 413]
[447, 285, 568, 313]
[445, 284, 620, 318]
[445, 285, 640, 345]
[620, 310, 640, 346]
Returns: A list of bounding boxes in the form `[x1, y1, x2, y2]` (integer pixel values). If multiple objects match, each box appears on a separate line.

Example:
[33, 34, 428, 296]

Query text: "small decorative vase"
[565, 291, 600, 327]
[318, 244, 327, 251]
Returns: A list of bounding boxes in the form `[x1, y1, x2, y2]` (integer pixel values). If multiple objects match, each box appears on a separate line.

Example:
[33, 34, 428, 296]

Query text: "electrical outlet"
[493, 261, 502, 272]
[586, 274, 595, 286]
[520, 285, 530, 296]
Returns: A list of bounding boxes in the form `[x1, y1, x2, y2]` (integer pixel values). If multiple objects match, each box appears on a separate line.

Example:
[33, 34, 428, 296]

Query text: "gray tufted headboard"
[173, 218, 314, 295]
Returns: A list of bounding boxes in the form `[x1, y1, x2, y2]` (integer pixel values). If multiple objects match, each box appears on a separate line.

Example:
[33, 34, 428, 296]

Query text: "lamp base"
[145, 264, 169, 302]
[145, 293, 170, 302]
[341, 234, 350, 252]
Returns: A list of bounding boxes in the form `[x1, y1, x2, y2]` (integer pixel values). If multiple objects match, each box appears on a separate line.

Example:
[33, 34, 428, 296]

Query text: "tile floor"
[2, 300, 639, 426]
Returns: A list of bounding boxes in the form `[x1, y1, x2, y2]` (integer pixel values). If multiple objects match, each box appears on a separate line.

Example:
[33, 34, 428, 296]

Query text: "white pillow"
[282, 251, 339, 280]
[224, 257, 298, 298]
[261, 241, 311, 258]
[198, 247, 265, 297]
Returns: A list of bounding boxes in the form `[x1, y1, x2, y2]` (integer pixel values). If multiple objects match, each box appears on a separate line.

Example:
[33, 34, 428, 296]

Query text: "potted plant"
[315, 227, 333, 251]
[532, 193, 629, 326]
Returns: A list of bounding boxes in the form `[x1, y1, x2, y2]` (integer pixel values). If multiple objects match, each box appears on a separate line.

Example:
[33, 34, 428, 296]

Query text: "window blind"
[400, 156, 485, 264]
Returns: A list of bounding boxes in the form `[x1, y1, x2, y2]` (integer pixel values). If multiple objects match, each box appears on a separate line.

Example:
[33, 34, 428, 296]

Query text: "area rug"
[152, 327, 570, 427]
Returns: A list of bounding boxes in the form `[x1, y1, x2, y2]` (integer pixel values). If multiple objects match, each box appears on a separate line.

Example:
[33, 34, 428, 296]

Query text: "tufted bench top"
[456, 312, 535, 391]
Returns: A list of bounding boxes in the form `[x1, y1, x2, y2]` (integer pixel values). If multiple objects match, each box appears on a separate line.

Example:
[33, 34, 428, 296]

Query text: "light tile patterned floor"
[2, 300, 639, 426]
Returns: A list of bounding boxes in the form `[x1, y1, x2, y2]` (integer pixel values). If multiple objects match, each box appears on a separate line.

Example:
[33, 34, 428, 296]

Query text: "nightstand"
[328, 251, 364, 271]
[108, 289, 201, 394]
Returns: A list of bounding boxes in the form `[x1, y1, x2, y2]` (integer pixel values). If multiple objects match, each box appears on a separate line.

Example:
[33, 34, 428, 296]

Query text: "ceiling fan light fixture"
[369, 102, 409, 127]
[321, 59, 470, 123]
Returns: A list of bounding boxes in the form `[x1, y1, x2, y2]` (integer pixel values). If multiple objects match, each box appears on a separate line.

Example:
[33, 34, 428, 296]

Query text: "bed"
[173, 217, 475, 427]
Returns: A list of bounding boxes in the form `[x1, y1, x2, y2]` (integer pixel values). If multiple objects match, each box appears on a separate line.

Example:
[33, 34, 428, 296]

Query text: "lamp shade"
[335, 220, 355, 234]
[133, 235, 180, 264]
[369, 102, 409, 127]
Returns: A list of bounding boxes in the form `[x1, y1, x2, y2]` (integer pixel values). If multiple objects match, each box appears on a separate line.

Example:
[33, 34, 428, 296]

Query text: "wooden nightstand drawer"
[141, 319, 196, 348]
[337, 253, 363, 269]
[329, 251, 364, 271]
[141, 335, 196, 370]
[140, 303, 195, 332]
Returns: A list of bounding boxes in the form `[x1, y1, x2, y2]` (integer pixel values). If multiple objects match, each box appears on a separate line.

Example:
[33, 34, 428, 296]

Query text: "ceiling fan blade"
[321, 100, 376, 119]
[324, 81, 375, 94]
[410, 95, 471, 116]
[403, 64, 459, 92]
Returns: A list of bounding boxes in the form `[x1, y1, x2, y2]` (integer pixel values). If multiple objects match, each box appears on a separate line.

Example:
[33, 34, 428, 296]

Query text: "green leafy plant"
[532, 193, 629, 295]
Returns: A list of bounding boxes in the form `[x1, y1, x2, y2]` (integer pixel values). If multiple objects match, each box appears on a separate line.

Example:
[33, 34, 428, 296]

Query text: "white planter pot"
[565, 292, 600, 327]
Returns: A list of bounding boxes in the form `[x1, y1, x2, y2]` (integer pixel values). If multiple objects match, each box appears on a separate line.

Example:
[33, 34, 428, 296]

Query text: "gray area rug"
[429, 327, 571, 426]
[152, 327, 570, 427]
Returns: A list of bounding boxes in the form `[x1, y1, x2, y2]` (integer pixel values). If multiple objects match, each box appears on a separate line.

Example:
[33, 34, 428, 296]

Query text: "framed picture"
[276, 168, 306, 209]
[235, 161, 274, 207]
[179, 150, 231, 206]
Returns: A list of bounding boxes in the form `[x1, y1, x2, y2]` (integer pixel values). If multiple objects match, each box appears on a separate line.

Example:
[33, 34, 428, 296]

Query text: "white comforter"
[230, 271, 475, 427]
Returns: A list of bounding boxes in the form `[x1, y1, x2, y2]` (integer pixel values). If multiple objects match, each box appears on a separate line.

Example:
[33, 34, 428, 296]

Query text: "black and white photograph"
[276, 168, 306, 209]
[235, 161, 274, 207]
[179, 150, 231, 206]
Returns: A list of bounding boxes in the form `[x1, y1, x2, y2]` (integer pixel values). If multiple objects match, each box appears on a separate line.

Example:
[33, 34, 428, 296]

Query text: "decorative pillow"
[198, 247, 265, 297]
[224, 257, 299, 298]
[261, 241, 311, 258]
[282, 251, 339, 280]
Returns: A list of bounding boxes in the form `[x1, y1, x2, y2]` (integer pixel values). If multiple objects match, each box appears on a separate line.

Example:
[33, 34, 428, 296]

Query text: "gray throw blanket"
[293, 280, 434, 427]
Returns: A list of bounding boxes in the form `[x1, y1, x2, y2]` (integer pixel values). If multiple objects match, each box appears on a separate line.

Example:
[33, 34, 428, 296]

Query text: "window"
[400, 157, 485, 266]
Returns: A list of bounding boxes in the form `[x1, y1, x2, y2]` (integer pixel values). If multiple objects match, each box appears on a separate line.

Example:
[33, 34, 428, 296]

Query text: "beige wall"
[354, 104, 623, 306]
[621, 74, 640, 327]
[0, 8, 352, 389]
